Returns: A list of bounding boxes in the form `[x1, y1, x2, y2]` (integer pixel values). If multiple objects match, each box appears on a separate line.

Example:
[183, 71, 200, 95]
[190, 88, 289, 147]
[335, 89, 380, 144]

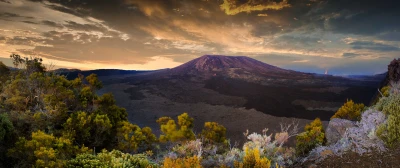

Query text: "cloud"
[220, 0, 291, 15]
[350, 41, 400, 51]
[342, 52, 361, 58]
[0, 12, 34, 19]
[0, 0, 10, 4]
[41, 20, 63, 28]
[292, 59, 309, 63]
[0, 0, 399, 74]
[257, 14, 268, 17]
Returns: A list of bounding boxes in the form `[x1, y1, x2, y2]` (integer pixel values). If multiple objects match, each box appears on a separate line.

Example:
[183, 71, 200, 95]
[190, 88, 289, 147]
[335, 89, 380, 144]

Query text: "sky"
[0, 0, 399, 75]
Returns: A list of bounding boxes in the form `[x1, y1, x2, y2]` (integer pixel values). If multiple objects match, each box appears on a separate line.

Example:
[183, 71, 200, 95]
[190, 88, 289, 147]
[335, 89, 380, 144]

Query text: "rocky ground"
[314, 147, 400, 168]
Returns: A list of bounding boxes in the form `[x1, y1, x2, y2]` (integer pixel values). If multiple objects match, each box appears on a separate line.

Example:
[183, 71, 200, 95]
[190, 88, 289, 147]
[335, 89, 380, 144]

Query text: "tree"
[0, 61, 10, 89]
[96, 93, 127, 126]
[0, 113, 14, 142]
[63, 111, 112, 148]
[331, 99, 365, 121]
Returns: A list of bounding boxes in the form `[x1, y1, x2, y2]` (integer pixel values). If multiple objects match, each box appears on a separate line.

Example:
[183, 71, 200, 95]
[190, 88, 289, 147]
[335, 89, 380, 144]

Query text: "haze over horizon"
[0, 0, 399, 75]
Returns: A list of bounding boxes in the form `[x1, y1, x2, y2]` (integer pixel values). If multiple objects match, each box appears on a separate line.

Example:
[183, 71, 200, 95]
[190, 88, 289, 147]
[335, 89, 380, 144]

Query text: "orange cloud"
[220, 0, 291, 15]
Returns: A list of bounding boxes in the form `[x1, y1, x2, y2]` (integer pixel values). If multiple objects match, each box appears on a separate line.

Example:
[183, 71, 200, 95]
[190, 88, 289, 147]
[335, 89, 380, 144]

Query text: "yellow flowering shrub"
[162, 156, 202, 168]
[234, 148, 271, 168]
[331, 99, 365, 121]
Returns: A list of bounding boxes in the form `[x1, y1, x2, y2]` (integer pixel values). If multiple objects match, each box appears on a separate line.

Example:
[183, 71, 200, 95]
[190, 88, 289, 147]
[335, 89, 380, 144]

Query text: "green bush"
[377, 94, 400, 147]
[67, 150, 157, 168]
[200, 122, 227, 144]
[381, 86, 390, 97]
[157, 113, 195, 142]
[295, 118, 325, 156]
[374, 96, 389, 111]
[331, 99, 365, 121]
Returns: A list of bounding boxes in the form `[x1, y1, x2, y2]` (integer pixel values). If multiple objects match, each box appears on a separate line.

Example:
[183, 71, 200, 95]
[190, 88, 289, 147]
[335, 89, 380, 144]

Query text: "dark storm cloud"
[350, 41, 400, 51]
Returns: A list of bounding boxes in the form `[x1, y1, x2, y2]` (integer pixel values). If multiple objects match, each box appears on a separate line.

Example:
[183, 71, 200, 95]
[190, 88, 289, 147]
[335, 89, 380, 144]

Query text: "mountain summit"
[168, 55, 309, 79]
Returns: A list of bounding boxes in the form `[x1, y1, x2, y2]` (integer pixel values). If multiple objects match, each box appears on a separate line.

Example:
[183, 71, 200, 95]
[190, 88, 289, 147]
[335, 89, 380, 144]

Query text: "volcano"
[165, 55, 313, 81]
[97, 54, 383, 144]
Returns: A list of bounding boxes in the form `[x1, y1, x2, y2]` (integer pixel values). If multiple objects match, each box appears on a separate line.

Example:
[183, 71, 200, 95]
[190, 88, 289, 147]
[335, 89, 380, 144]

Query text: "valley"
[95, 55, 384, 144]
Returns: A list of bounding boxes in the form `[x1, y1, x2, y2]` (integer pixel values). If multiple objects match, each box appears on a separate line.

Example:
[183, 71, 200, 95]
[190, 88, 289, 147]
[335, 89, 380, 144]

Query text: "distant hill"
[55, 69, 151, 80]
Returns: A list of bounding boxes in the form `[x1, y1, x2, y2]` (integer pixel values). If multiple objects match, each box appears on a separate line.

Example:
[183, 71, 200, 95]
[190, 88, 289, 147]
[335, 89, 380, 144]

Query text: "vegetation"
[67, 150, 157, 168]
[156, 112, 195, 142]
[331, 99, 365, 121]
[162, 156, 202, 168]
[377, 84, 400, 147]
[200, 121, 227, 144]
[0, 55, 156, 167]
[295, 118, 325, 156]
[234, 148, 271, 168]
[2, 54, 398, 167]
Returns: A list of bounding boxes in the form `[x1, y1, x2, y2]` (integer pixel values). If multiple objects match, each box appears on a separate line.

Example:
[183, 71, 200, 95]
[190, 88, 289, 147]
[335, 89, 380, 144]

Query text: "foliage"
[162, 156, 202, 168]
[200, 122, 227, 144]
[63, 111, 112, 148]
[96, 93, 128, 127]
[331, 99, 365, 121]
[0, 61, 10, 89]
[377, 93, 400, 147]
[157, 113, 195, 142]
[296, 118, 325, 156]
[234, 148, 271, 168]
[381, 86, 390, 97]
[0, 113, 14, 142]
[374, 96, 389, 111]
[116, 121, 157, 153]
[8, 130, 90, 167]
[241, 122, 298, 167]
[67, 149, 157, 168]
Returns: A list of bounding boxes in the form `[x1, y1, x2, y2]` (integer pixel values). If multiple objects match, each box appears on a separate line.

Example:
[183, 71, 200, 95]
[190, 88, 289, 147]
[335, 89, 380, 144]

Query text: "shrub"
[200, 122, 227, 144]
[162, 156, 202, 168]
[67, 149, 157, 168]
[241, 122, 298, 166]
[8, 130, 90, 167]
[234, 148, 271, 168]
[374, 96, 389, 111]
[295, 118, 325, 156]
[157, 113, 195, 142]
[116, 121, 157, 153]
[377, 94, 400, 147]
[381, 86, 390, 97]
[331, 99, 365, 121]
